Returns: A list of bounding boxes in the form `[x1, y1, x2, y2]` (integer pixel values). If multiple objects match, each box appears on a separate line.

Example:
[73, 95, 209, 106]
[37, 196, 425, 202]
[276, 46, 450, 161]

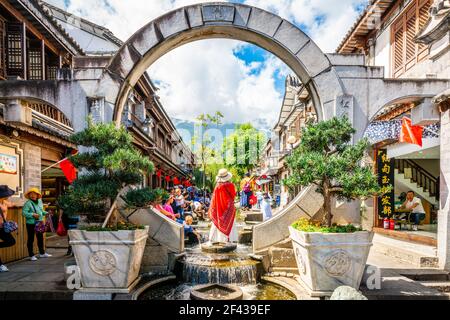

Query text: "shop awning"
[364, 120, 440, 145]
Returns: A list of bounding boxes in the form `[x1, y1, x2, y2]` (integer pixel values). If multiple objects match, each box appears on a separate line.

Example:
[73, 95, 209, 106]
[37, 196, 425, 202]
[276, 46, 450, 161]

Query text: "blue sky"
[46, 0, 369, 128]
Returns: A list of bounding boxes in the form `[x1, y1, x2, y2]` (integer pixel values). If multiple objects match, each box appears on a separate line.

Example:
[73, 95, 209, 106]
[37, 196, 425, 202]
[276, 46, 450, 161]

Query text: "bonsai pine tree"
[284, 117, 383, 228]
[58, 118, 154, 224]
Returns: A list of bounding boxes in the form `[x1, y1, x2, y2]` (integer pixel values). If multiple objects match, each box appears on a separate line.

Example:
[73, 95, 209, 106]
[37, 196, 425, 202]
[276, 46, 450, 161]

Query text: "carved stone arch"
[97, 3, 347, 124]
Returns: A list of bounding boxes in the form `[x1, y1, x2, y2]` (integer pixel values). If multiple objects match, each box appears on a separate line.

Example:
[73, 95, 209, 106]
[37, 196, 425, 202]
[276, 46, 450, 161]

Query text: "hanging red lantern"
[165, 176, 171, 183]
[156, 170, 162, 178]
[173, 177, 180, 185]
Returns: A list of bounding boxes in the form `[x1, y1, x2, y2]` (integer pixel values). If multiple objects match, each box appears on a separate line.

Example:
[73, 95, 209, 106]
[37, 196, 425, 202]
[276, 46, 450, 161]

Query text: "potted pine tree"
[59, 118, 154, 292]
[284, 117, 385, 297]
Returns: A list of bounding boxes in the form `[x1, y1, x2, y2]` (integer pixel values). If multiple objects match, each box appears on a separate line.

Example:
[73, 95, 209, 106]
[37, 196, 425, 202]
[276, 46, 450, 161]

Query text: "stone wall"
[438, 109, 450, 270]
[23, 143, 41, 192]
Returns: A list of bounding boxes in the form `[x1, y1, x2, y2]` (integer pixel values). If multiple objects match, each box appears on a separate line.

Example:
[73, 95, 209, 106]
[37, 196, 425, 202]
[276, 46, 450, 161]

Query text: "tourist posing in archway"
[208, 169, 238, 243]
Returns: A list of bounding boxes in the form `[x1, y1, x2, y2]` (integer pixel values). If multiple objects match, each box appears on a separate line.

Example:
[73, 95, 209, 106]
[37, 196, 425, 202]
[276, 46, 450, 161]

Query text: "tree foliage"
[58, 118, 154, 221]
[222, 123, 267, 178]
[284, 117, 384, 228]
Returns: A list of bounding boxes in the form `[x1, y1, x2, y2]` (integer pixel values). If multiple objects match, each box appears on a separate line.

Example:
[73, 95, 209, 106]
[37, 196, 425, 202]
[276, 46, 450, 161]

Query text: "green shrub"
[292, 218, 363, 234]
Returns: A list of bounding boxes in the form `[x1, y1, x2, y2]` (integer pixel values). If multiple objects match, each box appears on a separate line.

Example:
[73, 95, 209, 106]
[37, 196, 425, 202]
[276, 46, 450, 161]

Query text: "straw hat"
[25, 188, 42, 200]
[216, 169, 233, 183]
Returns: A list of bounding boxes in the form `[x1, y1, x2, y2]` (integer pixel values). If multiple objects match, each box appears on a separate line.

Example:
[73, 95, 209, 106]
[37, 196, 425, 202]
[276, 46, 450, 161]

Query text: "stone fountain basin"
[201, 242, 237, 254]
[190, 284, 243, 300]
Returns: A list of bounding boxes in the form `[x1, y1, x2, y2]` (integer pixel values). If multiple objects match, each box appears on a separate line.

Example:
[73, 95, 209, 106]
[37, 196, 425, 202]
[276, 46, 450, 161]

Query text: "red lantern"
[165, 176, 171, 183]
[156, 170, 162, 178]
[173, 177, 180, 185]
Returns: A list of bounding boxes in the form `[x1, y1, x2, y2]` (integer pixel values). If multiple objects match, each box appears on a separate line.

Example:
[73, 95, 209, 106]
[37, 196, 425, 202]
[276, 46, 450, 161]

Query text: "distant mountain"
[172, 118, 272, 151]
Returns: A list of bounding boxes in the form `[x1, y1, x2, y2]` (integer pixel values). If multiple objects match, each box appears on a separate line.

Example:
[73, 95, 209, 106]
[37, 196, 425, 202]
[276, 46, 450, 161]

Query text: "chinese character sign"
[0, 153, 18, 175]
[377, 149, 394, 219]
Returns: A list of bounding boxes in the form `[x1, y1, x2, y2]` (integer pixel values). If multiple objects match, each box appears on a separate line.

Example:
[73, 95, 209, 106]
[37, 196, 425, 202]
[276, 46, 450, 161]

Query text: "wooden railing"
[395, 159, 439, 201]
[27, 102, 73, 128]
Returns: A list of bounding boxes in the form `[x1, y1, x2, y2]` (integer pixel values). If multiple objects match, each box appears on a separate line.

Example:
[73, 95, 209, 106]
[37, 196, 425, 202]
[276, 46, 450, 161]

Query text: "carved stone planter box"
[69, 227, 149, 292]
[289, 227, 373, 297]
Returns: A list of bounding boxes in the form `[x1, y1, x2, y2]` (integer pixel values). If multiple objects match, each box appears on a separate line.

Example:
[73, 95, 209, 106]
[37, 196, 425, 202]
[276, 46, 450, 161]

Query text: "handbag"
[56, 215, 67, 237]
[0, 212, 18, 234]
[35, 221, 46, 233]
[45, 213, 55, 233]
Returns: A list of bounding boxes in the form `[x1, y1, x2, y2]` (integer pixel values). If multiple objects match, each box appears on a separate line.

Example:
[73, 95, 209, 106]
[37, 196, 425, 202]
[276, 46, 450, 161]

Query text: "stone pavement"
[1, 238, 449, 300]
[0, 248, 74, 300]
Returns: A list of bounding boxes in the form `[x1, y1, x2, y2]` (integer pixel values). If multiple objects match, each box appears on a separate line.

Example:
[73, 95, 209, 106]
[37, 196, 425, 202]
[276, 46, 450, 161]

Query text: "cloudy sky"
[46, 0, 368, 129]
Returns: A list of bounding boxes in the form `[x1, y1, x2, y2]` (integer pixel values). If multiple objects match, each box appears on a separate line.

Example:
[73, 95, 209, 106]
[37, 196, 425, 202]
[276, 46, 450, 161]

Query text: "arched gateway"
[99, 2, 346, 124]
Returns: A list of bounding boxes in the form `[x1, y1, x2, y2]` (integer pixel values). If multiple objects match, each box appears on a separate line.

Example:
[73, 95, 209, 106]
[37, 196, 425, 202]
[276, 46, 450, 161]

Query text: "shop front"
[366, 107, 441, 247]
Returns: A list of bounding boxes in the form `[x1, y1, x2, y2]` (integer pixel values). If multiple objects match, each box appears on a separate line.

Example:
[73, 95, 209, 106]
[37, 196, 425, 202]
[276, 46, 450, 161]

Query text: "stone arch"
[99, 3, 346, 124]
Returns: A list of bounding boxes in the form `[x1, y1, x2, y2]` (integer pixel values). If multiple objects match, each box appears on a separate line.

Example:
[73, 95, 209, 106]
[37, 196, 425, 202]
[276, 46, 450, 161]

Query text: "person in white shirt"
[401, 191, 426, 231]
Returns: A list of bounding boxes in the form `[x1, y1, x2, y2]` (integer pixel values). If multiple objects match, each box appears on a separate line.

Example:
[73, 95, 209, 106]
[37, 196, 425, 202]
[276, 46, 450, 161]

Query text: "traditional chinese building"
[337, 0, 450, 268]
[0, 0, 195, 264]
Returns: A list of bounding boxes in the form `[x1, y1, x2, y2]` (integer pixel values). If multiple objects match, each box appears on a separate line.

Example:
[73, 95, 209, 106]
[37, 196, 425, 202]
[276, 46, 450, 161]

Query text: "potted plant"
[284, 117, 385, 297]
[59, 118, 154, 292]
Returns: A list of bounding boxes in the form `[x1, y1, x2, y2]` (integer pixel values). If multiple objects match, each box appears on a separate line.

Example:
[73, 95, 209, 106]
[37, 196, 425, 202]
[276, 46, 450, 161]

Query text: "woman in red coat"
[208, 169, 238, 243]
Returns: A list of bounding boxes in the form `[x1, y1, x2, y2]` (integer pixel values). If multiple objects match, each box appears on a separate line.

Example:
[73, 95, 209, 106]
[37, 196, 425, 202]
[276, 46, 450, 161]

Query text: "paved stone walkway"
[1, 238, 449, 300]
[0, 248, 74, 300]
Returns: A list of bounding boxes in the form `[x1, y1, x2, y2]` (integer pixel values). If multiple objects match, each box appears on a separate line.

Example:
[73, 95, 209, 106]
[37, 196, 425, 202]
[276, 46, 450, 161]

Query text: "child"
[184, 215, 201, 245]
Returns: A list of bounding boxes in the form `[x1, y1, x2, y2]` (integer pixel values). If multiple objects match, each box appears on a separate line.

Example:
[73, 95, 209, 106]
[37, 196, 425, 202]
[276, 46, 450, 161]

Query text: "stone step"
[268, 247, 297, 269]
[268, 267, 299, 275]
[419, 281, 450, 293]
[245, 212, 263, 223]
[399, 269, 450, 282]
[238, 229, 253, 245]
[372, 234, 439, 268]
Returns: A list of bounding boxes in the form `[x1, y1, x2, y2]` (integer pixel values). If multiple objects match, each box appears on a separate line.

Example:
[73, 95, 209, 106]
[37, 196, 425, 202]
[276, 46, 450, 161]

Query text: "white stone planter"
[289, 226, 373, 297]
[69, 227, 149, 292]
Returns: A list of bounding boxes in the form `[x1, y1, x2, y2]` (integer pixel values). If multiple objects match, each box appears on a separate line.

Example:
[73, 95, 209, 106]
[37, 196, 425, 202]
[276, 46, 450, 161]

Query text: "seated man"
[400, 191, 426, 231]
[184, 216, 201, 245]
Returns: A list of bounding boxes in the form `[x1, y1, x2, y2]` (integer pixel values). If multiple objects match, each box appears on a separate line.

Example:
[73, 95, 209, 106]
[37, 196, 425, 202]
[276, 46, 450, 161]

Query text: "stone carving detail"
[203, 5, 235, 22]
[336, 94, 354, 142]
[431, 0, 450, 16]
[89, 250, 117, 276]
[88, 97, 105, 124]
[295, 248, 307, 275]
[324, 250, 351, 277]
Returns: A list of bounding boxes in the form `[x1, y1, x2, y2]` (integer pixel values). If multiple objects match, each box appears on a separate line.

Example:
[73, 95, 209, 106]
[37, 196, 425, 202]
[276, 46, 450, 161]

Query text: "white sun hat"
[216, 168, 233, 183]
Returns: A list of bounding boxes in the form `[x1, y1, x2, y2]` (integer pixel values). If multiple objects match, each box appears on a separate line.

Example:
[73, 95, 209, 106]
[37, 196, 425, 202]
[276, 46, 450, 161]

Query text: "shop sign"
[377, 149, 394, 218]
[0, 153, 17, 175]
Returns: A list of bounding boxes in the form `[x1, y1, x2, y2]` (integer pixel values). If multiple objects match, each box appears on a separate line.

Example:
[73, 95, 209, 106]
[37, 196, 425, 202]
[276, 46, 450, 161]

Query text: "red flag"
[59, 158, 77, 184]
[400, 117, 423, 147]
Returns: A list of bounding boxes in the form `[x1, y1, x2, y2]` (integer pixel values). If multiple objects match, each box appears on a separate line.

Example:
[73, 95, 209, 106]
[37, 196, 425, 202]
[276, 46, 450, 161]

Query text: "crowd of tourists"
[239, 174, 273, 221]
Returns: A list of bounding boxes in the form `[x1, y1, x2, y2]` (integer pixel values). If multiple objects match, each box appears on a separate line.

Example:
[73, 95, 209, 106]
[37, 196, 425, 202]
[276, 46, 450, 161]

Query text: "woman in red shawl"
[208, 169, 238, 243]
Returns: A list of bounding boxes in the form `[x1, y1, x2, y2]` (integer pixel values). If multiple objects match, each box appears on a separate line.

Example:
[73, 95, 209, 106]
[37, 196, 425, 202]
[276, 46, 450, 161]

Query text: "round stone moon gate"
[99, 2, 347, 124]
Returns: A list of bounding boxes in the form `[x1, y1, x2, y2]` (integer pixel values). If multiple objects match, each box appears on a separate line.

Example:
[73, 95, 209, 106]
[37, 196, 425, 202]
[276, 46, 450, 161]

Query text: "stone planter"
[69, 227, 149, 292]
[289, 226, 373, 297]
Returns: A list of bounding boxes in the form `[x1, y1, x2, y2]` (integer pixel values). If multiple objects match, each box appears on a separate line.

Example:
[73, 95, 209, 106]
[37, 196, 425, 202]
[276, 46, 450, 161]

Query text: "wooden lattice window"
[6, 23, 24, 78]
[0, 18, 5, 80]
[391, 0, 432, 78]
[27, 48, 42, 80]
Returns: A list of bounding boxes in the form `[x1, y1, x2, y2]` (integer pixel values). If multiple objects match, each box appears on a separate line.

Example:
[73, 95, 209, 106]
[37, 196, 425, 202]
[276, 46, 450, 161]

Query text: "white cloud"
[44, 0, 368, 128]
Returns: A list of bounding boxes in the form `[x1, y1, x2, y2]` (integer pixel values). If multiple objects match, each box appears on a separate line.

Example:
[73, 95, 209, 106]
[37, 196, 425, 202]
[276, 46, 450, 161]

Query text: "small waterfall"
[181, 254, 259, 286]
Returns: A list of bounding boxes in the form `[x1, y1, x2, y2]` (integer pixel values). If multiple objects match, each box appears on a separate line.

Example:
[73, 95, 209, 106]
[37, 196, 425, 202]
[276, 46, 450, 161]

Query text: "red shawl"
[208, 182, 236, 237]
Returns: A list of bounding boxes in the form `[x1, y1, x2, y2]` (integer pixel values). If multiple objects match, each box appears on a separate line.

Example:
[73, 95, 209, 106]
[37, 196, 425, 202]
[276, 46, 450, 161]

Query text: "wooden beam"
[0, 0, 61, 55]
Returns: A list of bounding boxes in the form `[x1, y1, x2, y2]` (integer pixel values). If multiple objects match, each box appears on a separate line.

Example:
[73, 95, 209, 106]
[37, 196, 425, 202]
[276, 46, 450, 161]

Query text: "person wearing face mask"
[22, 188, 52, 261]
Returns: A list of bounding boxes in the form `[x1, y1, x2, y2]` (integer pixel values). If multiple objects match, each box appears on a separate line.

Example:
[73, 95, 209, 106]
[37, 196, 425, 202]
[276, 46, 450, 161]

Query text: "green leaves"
[58, 118, 155, 219]
[284, 117, 383, 227]
[222, 123, 267, 177]
[121, 188, 169, 209]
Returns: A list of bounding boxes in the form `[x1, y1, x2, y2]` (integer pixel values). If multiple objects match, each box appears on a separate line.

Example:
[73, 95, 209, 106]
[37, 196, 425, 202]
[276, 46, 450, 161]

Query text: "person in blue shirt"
[184, 215, 201, 245]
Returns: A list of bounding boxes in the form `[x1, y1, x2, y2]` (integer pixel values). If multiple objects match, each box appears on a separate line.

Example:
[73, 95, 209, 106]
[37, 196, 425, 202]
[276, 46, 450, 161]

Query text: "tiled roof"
[39, 0, 124, 48]
[336, 0, 397, 53]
